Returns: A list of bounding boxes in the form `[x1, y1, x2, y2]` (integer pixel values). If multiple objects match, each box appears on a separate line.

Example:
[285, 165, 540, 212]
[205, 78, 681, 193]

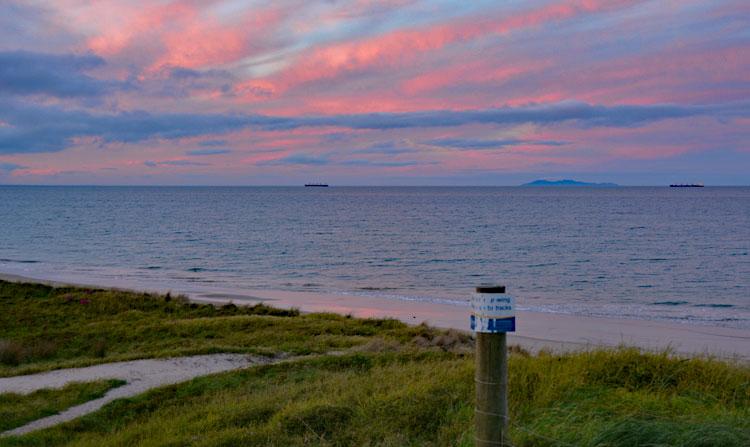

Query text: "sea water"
[1, 186, 748, 329]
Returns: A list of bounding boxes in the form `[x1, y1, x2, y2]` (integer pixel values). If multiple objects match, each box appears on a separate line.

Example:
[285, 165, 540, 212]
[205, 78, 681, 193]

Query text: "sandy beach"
[2, 272, 749, 361]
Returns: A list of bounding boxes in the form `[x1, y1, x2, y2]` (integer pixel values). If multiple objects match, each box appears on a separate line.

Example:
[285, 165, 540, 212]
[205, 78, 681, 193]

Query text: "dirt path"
[0, 354, 273, 437]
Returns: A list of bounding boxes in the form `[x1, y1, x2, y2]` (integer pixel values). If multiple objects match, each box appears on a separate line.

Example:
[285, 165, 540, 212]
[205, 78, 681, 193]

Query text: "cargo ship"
[304, 183, 329, 187]
[669, 183, 704, 187]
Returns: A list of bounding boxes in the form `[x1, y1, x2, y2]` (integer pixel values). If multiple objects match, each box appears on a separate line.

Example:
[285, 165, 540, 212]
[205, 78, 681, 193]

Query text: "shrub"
[0, 340, 25, 366]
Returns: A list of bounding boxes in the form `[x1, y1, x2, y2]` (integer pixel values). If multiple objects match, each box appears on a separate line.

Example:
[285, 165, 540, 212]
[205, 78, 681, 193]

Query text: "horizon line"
[1, 184, 748, 188]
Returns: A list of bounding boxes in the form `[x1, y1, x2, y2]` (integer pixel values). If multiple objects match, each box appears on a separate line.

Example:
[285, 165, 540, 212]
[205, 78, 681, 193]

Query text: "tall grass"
[2, 350, 747, 446]
[509, 349, 750, 446]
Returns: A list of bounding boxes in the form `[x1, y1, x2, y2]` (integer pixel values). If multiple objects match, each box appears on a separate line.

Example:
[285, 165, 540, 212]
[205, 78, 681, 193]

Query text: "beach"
[3, 272, 748, 361]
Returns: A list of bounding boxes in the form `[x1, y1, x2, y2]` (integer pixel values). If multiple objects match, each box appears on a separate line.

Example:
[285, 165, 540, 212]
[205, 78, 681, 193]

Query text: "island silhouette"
[522, 179, 619, 187]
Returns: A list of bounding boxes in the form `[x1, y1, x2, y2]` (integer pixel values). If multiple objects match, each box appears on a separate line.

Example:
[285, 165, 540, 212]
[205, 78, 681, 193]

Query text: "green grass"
[1, 280, 749, 446]
[0, 380, 125, 432]
[2, 351, 747, 447]
[0, 280, 442, 377]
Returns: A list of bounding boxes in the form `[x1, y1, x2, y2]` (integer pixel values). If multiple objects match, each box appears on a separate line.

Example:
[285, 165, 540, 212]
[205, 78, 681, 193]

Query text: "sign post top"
[475, 285, 505, 294]
[470, 285, 515, 333]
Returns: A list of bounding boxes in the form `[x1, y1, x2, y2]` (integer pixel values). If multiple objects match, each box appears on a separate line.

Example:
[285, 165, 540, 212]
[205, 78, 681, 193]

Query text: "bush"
[0, 339, 58, 366]
[0, 340, 25, 366]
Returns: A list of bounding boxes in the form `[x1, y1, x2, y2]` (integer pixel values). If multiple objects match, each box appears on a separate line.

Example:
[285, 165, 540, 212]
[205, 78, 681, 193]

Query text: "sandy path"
[0, 354, 272, 437]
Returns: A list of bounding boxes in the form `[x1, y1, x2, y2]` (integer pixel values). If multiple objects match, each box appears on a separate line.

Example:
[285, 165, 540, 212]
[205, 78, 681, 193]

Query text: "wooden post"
[475, 331, 508, 446]
[472, 285, 512, 447]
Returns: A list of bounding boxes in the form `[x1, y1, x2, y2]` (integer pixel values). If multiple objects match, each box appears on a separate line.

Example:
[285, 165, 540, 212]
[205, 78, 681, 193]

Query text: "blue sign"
[471, 293, 515, 333]
[470, 315, 516, 332]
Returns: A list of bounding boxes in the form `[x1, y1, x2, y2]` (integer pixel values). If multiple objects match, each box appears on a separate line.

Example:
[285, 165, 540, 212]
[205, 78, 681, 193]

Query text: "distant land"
[522, 179, 619, 187]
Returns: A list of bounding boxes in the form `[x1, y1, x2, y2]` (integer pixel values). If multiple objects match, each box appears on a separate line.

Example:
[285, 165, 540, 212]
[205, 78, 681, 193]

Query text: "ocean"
[1, 186, 748, 329]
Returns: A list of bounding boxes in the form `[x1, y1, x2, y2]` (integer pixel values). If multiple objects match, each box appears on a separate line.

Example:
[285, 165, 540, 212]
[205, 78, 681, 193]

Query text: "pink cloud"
[401, 60, 550, 96]
[569, 44, 750, 105]
[268, 0, 640, 91]
[151, 7, 285, 71]
[82, 1, 287, 73]
[85, 2, 194, 56]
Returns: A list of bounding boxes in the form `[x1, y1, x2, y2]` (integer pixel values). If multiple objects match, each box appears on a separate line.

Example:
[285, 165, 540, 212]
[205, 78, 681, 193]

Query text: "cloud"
[0, 51, 118, 97]
[294, 101, 749, 130]
[198, 139, 229, 147]
[0, 98, 268, 154]
[1, 99, 747, 154]
[144, 66, 236, 98]
[186, 148, 232, 156]
[259, 153, 331, 166]
[0, 162, 26, 173]
[426, 138, 568, 150]
[274, 0, 642, 90]
[144, 159, 210, 167]
[340, 159, 421, 167]
[354, 142, 417, 155]
[258, 152, 423, 168]
[235, 101, 748, 132]
[0, 2, 78, 52]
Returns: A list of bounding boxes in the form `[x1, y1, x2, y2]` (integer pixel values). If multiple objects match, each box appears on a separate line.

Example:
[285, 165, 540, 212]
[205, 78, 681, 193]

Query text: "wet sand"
[2, 272, 749, 361]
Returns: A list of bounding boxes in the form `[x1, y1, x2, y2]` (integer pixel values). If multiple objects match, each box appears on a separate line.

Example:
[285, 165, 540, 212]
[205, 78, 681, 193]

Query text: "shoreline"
[2, 272, 749, 361]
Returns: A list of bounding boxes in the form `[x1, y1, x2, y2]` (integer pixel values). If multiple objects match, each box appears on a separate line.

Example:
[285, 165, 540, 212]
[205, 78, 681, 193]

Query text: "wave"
[358, 286, 399, 291]
[0, 258, 39, 264]
[527, 262, 558, 268]
[348, 290, 469, 307]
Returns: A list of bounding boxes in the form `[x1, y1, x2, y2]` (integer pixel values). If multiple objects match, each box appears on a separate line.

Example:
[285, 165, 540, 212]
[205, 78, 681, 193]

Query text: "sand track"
[0, 353, 273, 437]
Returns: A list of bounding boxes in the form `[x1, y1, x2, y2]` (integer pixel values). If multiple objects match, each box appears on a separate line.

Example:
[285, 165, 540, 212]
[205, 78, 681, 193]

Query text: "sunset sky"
[0, 0, 748, 185]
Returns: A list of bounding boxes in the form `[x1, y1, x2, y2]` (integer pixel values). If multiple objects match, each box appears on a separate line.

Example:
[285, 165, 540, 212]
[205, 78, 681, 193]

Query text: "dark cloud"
[0, 162, 26, 173]
[426, 138, 568, 149]
[186, 148, 232, 156]
[246, 101, 749, 132]
[146, 66, 236, 98]
[144, 160, 211, 167]
[292, 101, 749, 130]
[0, 51, 118, 97]
[0, 98, 270, 154]
[0, 50, 237, 101]
[1, 99, 747, 154]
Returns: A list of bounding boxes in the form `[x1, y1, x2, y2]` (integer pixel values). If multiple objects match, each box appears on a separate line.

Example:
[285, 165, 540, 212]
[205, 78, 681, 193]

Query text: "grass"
[0, 280, 440, 377]
[0, 379, 125, 432]
[1, 280, 749, 446]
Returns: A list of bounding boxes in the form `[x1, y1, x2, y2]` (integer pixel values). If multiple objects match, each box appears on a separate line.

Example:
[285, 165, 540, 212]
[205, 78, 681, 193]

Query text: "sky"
[0, 0, 748, 185]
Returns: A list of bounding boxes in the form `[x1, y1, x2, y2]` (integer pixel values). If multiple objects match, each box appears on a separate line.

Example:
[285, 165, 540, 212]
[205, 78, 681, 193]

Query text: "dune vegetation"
[1, 280, 748, 446]
[0, 379, 124, 432]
